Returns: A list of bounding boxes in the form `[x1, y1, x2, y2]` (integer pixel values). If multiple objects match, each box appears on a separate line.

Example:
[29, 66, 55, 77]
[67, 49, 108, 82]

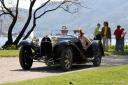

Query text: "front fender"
[18, 40, 31, 47]
[19, 40, 40, 52]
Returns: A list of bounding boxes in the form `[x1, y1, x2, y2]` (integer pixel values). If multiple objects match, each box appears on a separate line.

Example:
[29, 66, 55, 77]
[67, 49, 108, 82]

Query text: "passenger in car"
[78, 29, 91, 49]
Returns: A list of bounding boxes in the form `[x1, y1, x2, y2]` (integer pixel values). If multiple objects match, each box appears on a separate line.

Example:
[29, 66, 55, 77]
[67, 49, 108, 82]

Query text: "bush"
[0, 47, 3, 50]
[2, 44, 18, 50]
[109, 45, 115, 50]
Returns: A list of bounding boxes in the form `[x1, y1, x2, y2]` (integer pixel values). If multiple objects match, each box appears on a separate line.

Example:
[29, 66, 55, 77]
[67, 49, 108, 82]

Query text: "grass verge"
[105, 45, 128, 56]
[0, 50, 19, 57]
[1, 65, 128, 85]
[0, 45, 128, 57]
[105, 49, 128, 56]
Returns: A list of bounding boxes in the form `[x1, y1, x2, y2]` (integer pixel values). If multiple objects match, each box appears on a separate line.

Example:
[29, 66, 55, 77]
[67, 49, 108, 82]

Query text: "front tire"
[19, 46, 33, 70]
[60, 48, 73, 71]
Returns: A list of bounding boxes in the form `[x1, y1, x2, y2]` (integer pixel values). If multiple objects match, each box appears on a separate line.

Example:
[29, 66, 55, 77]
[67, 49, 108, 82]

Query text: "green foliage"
[105, 45, 128, 56]
[109, 45, 115, 50]
[2, 44, 18, 50]
[1, 65, 128, 85]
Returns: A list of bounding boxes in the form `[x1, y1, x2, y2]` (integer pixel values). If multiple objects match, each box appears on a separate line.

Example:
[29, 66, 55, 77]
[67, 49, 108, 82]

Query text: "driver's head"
[61, 26, 68, 35]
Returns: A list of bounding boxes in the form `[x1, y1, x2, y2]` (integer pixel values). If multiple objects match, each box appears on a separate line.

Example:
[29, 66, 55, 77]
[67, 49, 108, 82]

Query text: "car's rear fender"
[85, 41, 99, 58]
[91, 40, 104, 56]
[91, 40, 99, 52]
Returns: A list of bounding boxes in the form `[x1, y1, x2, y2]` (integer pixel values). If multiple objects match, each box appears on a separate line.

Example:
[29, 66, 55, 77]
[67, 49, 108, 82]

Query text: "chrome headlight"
[51, 37, 58, 45]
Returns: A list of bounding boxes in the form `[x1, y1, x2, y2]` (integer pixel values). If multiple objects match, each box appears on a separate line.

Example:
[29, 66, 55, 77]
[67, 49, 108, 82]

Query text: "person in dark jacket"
[101, 21, 111, 51]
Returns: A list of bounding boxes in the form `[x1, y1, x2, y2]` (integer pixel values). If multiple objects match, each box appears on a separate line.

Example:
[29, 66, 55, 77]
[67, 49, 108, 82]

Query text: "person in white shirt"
[60, 26, 68, 36]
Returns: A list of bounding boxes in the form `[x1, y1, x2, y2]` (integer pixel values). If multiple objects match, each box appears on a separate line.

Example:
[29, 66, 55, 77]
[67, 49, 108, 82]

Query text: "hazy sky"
[4, 0, 63, 9]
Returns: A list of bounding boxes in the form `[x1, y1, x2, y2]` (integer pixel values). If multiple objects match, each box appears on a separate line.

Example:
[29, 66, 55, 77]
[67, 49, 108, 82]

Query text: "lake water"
[0, 36, 123, 47]
[0, 36, 7, 47]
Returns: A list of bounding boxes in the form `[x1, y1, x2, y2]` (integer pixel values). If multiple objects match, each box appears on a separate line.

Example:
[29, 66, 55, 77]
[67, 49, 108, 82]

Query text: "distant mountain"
[1, 0, 128, 37]
[36, 0, 128, 36]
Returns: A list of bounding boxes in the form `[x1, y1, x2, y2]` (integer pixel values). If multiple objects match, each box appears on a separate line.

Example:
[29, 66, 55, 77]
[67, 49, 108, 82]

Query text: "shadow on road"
[11, 64, 94, 73]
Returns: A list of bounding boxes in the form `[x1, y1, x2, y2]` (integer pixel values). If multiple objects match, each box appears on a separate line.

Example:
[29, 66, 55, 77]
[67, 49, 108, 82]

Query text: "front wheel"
[60, 48, 73, 71]
[19, 46, 33, 70]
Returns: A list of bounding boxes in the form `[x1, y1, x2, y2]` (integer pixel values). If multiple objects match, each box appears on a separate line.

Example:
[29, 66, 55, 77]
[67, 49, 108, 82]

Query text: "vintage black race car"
[19, 30, 104, 71]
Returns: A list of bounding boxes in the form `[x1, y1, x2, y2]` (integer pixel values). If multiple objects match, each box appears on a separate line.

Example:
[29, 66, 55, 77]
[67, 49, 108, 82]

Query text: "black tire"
[19, 46, 33, 70]
[60, 47, 73, 71]
[93, 47, 102, 66]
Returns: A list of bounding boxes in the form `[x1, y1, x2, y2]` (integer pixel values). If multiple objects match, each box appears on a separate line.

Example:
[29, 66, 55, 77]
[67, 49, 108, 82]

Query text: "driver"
[77, 29, 91, 49]
[60, 26, 68, 36]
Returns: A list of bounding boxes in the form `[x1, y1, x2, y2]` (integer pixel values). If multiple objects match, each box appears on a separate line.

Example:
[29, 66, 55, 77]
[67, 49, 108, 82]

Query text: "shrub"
[109, 45, 115, 50]
[2, 44, 18, 50]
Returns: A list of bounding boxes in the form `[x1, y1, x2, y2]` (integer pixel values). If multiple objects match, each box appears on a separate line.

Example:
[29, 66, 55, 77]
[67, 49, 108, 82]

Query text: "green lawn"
[0, 50, 19, 57]
[105, 50, 128, 56]
[0, 45, 128, 57]
[1, 65, 128, 85]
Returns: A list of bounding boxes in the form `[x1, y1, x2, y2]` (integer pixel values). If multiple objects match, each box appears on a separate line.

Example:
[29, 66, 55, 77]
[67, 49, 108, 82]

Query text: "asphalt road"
[0, 55, 128, 84]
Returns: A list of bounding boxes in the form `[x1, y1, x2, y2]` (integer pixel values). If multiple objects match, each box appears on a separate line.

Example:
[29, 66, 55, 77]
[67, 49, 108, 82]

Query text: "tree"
[0, 0, 19, 46]
[0, 0, 82, 48]
[23, 0, 82, 39]
[0, 0, 38, 47]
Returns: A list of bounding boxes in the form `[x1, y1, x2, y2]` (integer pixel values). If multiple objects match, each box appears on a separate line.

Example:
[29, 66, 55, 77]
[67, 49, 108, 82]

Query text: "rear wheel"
[93, 47, 102, 66]
[60, 48, 73, 71]
[19, 46, 33, 70]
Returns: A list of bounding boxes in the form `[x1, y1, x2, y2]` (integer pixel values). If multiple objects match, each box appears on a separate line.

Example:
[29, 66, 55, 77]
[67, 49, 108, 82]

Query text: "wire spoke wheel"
[61, 48, 73, 71]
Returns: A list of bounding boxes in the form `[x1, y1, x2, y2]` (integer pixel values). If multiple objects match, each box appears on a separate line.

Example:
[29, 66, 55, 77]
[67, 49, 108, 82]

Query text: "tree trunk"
[4, 17, 17, 46]
[23, 24, 36, 40]
[13, 0, 36, 45]
[13, 16, 32, 45]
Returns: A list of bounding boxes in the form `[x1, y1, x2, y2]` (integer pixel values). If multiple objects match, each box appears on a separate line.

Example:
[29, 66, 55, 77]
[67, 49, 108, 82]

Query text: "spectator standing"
[114, 25, 122, 52]
[94, 23, 101, 40]
[101, 21, 111, 51]
[120, 28, 126, 51]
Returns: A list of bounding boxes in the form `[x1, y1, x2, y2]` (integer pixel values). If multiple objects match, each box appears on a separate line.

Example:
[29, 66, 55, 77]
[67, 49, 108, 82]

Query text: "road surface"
[0, 55, 128, 84]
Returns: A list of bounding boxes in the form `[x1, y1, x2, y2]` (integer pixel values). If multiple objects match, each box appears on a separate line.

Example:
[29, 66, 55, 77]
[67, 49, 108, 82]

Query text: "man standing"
[114, 25, 122, 52]
[120, 28, 126, 51]
[94, 23, 101, 40]
[101, 21, 111, 51]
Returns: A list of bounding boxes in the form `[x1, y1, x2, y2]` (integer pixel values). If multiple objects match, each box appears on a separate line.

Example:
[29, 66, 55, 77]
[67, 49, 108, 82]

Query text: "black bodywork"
[19, 34, 104, 71]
